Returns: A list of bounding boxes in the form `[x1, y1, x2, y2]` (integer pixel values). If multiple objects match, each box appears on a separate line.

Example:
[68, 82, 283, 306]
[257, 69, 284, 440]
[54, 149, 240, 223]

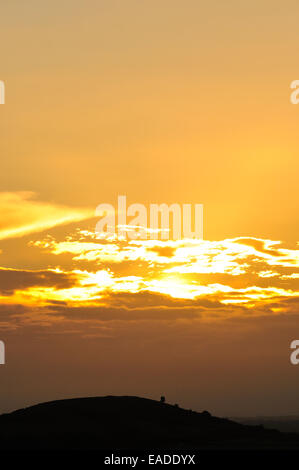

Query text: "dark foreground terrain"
[0, 396, 299, 450]
[233, 416, 299, 434]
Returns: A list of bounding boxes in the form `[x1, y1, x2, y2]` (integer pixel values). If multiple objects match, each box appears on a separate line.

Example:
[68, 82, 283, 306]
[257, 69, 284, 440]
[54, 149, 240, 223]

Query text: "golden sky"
[0, 1, 298, 416]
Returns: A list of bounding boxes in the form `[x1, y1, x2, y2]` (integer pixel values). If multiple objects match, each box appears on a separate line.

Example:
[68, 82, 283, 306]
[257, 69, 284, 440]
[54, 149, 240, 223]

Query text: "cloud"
[0, 192, 93, 240]
[0, 267, 78, 295]
[0, 229, 298, 331]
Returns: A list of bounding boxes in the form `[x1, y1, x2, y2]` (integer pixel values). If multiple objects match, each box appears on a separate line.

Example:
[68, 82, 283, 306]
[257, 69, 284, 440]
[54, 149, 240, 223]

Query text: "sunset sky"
[0, 1, 298, 417]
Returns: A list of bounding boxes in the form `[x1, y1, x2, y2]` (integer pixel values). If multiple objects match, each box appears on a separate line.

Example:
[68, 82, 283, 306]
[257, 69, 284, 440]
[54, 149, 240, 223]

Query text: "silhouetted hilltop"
[0, 396, 299, 450]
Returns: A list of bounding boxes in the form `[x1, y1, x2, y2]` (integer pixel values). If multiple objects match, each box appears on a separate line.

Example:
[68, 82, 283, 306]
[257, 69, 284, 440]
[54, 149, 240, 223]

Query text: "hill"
[0, 396, 299, 450]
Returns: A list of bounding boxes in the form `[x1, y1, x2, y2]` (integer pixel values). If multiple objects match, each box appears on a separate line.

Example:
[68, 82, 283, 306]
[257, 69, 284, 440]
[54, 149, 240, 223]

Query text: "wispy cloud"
[0, 192, 93, 240]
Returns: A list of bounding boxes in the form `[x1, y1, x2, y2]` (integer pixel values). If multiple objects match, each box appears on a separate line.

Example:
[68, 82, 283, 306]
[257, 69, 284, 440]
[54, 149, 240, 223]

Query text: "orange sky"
[0, 1, 298, 416]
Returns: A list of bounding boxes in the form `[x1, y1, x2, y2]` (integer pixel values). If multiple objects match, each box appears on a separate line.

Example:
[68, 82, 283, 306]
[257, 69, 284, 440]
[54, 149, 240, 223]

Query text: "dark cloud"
[0, 268, 78, 295]
[147, 246, 176, 258]
[234, 238, 285, 257]
[46, 304, 201, 321]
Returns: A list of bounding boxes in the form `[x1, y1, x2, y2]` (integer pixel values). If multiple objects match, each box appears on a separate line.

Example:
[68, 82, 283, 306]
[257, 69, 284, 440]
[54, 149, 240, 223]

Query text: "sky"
[0, 1, 298, 416]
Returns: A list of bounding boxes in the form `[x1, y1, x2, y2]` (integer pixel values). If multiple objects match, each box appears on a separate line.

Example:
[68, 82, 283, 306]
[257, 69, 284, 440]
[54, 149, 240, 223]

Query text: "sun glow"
[0, 234, 296, 316]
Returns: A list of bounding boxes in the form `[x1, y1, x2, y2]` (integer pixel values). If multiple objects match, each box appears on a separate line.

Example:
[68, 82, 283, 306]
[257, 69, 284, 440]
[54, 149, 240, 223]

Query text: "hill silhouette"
[0, 395, 298, 450]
